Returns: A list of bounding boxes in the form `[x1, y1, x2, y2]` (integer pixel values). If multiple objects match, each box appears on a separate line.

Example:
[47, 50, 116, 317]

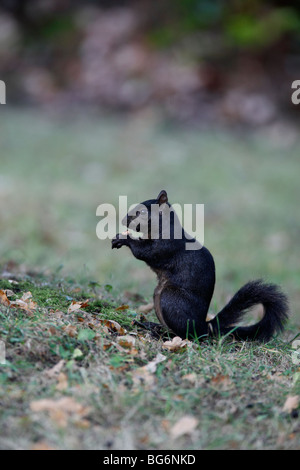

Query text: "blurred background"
[0, 0, 299, 319]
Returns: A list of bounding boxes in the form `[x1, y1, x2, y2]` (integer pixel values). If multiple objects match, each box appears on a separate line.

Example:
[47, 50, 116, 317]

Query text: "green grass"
[0, 108, 299, 449]
[0, 274, 299, 450]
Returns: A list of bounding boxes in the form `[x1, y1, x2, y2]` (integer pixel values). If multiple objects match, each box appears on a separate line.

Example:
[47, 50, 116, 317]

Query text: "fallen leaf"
[10, 298, 37, 312]
[44, 359, 65, 379]
[211, 374, 233, 390]
[0, 289, 10, 306]
[21, 291, 33, 301]
[116, 335, 136, 349]
[115, 304, 129, 311]
[3, 289, 15, 297]
[8, 290, 37, 313]
[163, 336, 188, 351]
[100, 319, 126, 335]
[67, 299, 89, 314]
[282, 395, 299, 413]
[48, 326, 58, 335]
[62, 324, 78, 337]
[101, 339, 113, 351]
[170, 416, 198, 439]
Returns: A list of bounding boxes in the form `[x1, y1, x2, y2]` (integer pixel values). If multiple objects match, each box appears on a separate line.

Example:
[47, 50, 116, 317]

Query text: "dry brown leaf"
[282, 395, 299, 413]
[101, 338, 113, 350]
[21, 291, 33, 301]
[100, 319, 126, 335]
[10, 298, 37, 312]
[116, 335, 136, 349]
[115, 304, 129, 311]
[67, 299, 89, 314]
[44, 359, 65, 379]
[163, 336, 188, 351]
[9, 292, 37, 313]
[3, 289, 14, 297]
[8, 290, 37, 313]
[62, 324, 78, 337]
[0, 289, 10, 306]
[48, 326, 58, 335]
[211, 374, 233, 390]
[170, 416, 198, 439]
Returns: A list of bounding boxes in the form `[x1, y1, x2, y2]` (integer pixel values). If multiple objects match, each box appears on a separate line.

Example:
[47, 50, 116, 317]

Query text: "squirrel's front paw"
[112, 233, 127, 249]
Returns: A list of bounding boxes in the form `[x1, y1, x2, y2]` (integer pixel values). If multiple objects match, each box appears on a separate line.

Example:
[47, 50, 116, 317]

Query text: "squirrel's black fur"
[112, 190, 289, 342]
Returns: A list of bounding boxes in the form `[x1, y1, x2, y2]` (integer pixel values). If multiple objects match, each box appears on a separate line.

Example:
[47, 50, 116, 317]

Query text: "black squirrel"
[112, 190, 289, 342]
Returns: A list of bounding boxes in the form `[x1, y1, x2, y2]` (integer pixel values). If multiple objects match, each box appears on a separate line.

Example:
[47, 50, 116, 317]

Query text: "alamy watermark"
[96, 196, 204, 250]
[291, 80, 300, 105]
[0, 80, 6, 104]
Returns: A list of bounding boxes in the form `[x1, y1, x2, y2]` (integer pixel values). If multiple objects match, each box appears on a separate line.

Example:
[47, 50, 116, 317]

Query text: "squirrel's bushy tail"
[209, 280, 289, 342]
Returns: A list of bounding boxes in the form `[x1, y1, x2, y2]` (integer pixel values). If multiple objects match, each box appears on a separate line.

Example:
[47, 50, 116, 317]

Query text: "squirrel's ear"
[157, 190, 168, 205]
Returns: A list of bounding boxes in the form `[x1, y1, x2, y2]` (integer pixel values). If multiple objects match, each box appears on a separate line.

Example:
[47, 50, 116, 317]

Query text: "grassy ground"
[0, 274, 299, 450]
[0, 108, 299, 449]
